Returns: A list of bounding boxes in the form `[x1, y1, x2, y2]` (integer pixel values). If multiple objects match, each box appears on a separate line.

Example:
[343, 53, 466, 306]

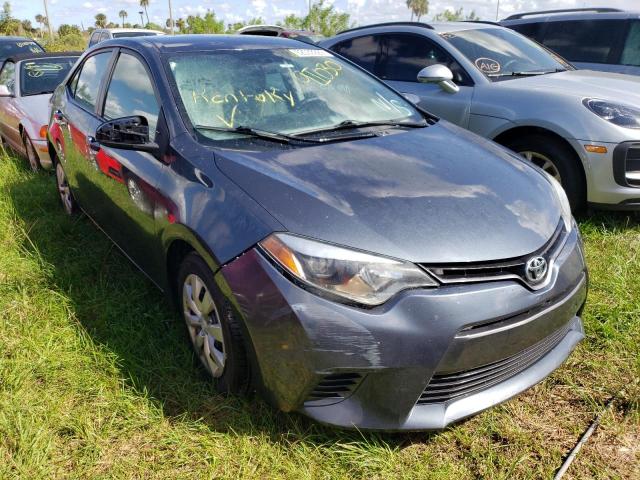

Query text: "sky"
[16, 0, 640, 31]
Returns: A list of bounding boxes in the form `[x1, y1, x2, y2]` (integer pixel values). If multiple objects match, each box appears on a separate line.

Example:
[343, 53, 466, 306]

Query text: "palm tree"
[95, 13, 107, 28]
[35, 13, 44, 37]
[139, 0, 150, 26]
[119, 10, 127, 28]
[406, 0, 428, 22]
[175, 17, 185, 33]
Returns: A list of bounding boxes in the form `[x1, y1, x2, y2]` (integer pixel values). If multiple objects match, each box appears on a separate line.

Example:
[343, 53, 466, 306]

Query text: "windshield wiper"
[298, 119, 428, 136]
[194, 125, 322, 144]
[489, 68, 567, 78]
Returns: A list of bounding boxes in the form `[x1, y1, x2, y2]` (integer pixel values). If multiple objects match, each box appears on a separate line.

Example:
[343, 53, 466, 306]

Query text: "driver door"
[377, 33, 475, 128]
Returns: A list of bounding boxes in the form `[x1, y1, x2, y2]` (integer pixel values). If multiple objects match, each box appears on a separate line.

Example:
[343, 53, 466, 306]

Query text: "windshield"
[112, 32, 161, 38]
[167, 48, 423, 141]
[20, 57, 77, 96]
[442, 28, 572, 80]
[0, 40, 43, 59]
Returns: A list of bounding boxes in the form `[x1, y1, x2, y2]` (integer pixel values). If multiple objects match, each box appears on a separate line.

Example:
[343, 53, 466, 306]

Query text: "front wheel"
[55, 161, 77, 215]
[178, 252, 250, 394]
[504, 134, 586, 212]
[23, 134, 40, 171]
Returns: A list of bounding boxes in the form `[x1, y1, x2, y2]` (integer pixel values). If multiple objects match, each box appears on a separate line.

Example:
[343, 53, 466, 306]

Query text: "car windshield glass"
[112, 32, 159, 38]
[442, 28, 571, 80]
[167, 48, 423, 142]
[0, 40, 43, 58]
[20, 57, 77, 96]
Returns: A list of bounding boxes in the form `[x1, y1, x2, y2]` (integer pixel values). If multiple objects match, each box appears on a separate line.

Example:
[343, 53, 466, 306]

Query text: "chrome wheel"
[24, 136, 39, 171]
[519, 151, 562, 182]
[56, 162, 74, 214]
[182, 273, 226, 378]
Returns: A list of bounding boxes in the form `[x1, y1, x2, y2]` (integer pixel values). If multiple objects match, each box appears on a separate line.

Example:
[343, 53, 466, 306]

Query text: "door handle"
[53, 110, 67, 126]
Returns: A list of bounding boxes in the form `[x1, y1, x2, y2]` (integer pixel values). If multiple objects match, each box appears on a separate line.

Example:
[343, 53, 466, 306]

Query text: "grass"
[0, 152, 638, 479]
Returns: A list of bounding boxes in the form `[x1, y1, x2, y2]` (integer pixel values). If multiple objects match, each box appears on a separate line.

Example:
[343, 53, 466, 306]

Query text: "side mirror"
[0, 84, 12, 97]
[417, 65, 460, 94]
[95, 116, 159, 155]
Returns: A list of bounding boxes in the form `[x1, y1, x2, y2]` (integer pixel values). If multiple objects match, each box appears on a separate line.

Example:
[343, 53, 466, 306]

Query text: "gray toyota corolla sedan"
[47, 35, 587, 430]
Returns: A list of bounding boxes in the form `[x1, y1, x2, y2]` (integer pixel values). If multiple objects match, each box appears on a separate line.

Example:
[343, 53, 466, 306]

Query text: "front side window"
[104, 52, 159, 132]
[0, 61, 15, 94]
[20, 57, 78, 96]
[443, 27, 571, 81]
[332, 35, 382, 72]
[378, 33, 471, 85]
[621, 21, 640, 67]
[167, 48, 423, 142]
[73, 51, 112, 111]
[541, 20, 625, 64]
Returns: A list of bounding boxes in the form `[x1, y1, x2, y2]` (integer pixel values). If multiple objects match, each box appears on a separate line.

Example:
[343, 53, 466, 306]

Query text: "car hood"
[493, 69, 640, 103]
[215, 121, 561, 263]
[16, 94, 51, 127]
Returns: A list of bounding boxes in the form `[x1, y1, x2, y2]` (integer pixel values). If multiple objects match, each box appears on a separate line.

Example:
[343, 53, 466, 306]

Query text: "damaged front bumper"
[218, 228, 587, 431]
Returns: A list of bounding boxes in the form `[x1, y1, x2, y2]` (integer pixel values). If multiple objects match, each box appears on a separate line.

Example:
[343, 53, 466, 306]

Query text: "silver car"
[0, 52, 79, 170]
[322, 22, 640, 211]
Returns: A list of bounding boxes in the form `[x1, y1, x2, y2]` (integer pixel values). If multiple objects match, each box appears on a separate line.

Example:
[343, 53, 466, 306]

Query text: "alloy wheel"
[182, 273, 226, 378]
[56, 162, 74, 214]
[519, 150, 562, 183]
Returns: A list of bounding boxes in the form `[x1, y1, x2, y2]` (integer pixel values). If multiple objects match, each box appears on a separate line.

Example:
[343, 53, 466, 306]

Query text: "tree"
[175, 17, 185, 33]
[95, 13, 107, 28]
[119, 10, 127, 28]
[0, 2, 20, 35]
[140, 0, 150, 26]
[35, 13, 45, 37]
[185, 11, 224, 34]
[406, 0, 428, 22]
[280, 1, 351, 37]
[57, 24, 81, 37]
[433, 7, 478, 22]
[21, 19, 33, 35]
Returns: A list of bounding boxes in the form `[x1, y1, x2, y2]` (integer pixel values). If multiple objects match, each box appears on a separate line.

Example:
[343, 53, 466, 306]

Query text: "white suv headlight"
[583, 99, 640, 129]
[259, 233, 437, 306]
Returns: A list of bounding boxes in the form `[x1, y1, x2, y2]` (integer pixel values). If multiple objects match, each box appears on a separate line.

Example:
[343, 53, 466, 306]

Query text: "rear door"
[0, 61, 19, 148]
[87, 49, 165, 279]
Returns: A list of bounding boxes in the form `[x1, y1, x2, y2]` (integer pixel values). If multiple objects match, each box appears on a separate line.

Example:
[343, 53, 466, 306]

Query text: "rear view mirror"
[96, 116, 159, 155]
[0, 84, 12, 97]
[417, 65, 460, 94]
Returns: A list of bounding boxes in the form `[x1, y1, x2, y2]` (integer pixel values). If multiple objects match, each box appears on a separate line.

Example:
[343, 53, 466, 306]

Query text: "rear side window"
[621, 21, 640, 67]
[508, 22, 544, 42]
[72, 52, 112, 111]
[378, 33, 472, 85]
[541, 20, 625, 64]
[332, 35, 382, 73]
[103, 52, 159, 132]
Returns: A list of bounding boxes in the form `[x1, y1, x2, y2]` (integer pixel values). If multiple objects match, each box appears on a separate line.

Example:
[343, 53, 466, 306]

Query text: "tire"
[504, 134, 586, 212]
[23, 133, 40, 171]
[55, 161, 77, 215]
[177, 252, 250, 394]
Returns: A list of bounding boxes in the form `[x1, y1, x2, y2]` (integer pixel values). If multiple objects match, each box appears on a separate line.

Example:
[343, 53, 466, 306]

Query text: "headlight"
[543, 172, 573, 233]
[583, 99, 640, 129]
[259, 233, 437, 306]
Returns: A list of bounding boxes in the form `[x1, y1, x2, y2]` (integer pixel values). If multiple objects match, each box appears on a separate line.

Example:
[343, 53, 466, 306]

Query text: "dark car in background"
[502, 8, 640, 76]
[0, 52, 79, 170]
[48, 35, 586, 430]
[0, 37, 44, 64]
[237, 25, 323, 44]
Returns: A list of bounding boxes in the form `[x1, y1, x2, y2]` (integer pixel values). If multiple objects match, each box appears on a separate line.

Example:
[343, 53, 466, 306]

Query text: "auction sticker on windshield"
[287, 49, 333, 57]
[475, 57, 501, 74]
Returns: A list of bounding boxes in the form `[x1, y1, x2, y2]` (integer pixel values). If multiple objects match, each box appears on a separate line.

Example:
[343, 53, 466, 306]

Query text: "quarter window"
[621, 21, 640, 67]
[332, 35, 382, 73]
[0, 61, 15, 94]
[73, 52, 112, 111]
[378, 33, 471, 85]
[541, 20, 625, 64]
[103, 52, 159, 132]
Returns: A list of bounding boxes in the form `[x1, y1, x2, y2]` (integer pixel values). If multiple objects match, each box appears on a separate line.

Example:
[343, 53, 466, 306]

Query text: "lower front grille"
[417, 323, 571, 405]
[304, 372, 362, 406]
[613, 142, 640, 187]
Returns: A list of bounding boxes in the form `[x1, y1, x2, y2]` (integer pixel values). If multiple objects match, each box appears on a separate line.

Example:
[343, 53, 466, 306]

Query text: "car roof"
[5, 51, 81, 64]
[105, 34, 316, 53]
[502, 9, 640, 24]
[95, 28, 165, 34]
[0, 36, 39, 42]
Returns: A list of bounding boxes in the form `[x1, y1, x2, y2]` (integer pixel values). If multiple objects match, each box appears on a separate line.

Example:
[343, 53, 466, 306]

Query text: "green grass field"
[0, 153, 638, 479]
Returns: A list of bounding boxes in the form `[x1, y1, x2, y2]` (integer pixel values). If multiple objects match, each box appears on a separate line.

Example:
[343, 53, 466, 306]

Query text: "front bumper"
[33, 139, 52, 169]
[219, 228, 587, 431]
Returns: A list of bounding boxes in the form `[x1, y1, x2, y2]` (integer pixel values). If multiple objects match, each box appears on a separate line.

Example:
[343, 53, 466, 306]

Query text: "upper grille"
[421, 221, 565, 289]
[417, 323, 570, 405]
[304, 372, 362, 406]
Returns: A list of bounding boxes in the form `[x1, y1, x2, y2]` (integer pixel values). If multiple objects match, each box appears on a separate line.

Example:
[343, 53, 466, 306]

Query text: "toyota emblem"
[525, 256, 548, 284]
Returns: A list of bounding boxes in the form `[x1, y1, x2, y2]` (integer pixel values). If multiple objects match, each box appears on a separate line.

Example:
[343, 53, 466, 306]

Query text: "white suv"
[87, 28, 165, 48]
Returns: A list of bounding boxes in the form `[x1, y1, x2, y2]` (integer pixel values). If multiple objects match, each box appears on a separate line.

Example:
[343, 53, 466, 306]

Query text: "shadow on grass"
[7, 162, 638, 449]
[5, 165, 446, 449]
